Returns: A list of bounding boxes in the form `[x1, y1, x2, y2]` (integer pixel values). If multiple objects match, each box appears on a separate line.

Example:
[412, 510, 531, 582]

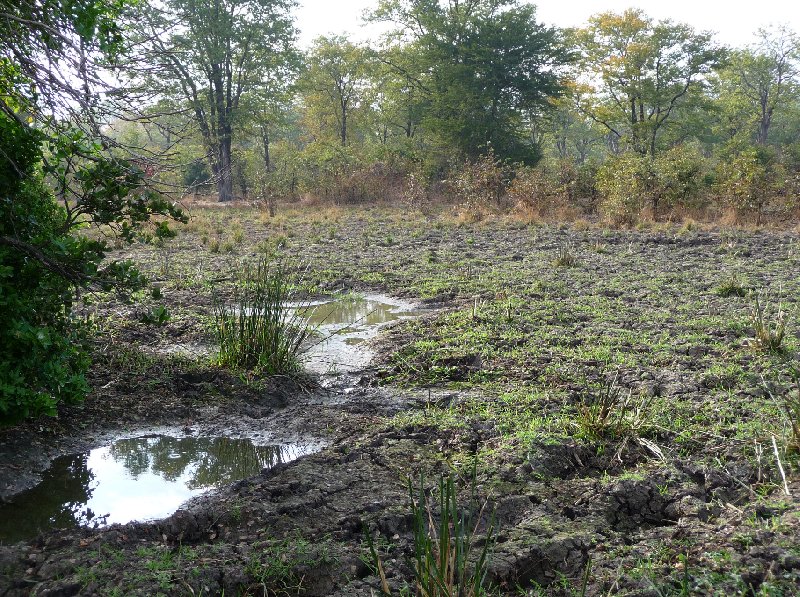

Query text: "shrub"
[716, 147, 784, 225]
[596, 153, 650, 226]
[650, 145, 706, 214]
[213, 260, 312, 374]
[597, 148, 707, 225]
[507, 165, 563, 215]
[450, 150, 508, 219]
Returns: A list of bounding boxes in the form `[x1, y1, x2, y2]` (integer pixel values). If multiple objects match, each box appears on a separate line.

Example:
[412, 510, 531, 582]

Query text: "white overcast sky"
[294, 0, 800, 47]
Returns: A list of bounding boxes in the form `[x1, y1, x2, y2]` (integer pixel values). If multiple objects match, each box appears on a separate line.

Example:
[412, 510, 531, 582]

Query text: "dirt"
[2, 207, 800, 595]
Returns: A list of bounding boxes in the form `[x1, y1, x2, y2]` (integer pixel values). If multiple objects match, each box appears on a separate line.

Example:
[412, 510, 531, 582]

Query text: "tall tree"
[372, 0, 570, 165]
[720, 26, 799, 146]
[300, 36, 369, 147]
[574, 9, 724, 157]
[128, 0, 297, 201]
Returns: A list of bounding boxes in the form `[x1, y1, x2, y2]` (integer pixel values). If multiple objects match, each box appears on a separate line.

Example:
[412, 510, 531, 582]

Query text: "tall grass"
[367, 472, 495, 597]
[213, 260, 312, 374]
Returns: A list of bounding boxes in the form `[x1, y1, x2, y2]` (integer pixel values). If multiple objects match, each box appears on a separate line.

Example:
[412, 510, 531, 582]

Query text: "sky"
[294, 0, 800, 48]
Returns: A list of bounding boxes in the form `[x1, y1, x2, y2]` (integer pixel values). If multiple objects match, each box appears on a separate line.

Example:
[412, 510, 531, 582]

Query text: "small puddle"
[300, 294, 417, 374]
[0, 435, 317, 543]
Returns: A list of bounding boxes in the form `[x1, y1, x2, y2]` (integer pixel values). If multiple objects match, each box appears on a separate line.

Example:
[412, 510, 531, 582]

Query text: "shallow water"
[0, 435, 315, 543]
[300, 294, 417, 373]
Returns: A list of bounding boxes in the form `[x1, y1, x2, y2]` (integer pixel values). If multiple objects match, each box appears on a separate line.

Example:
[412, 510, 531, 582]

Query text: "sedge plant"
[213, 259, 312, 375]
[366, 471, 495, 597]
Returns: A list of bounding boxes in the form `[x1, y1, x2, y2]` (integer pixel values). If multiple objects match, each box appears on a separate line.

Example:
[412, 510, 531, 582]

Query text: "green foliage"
[139, 305, 171, 326]
[367, 472, 495, 597]
[373, 0, 570, 165]
[597, 147, 707, 223]
[716, 147, 785, 223]
[596, 153, 649, 225]
[715, 274, 749, 298]
[0, 2, 185, 424]
[213, 260, 313, 374]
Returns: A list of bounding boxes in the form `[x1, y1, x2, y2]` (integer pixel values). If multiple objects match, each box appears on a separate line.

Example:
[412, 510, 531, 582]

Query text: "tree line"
[112, 0, 799, 224]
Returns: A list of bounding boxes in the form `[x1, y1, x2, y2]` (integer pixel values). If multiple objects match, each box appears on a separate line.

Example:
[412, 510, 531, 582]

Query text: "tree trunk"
[218, 136, 234, 202]
[340, 102, 347, 146]
[262, 128, 271, 172]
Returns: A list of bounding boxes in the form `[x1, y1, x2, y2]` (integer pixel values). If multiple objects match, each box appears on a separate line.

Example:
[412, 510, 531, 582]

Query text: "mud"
[1, 210, 800, 595]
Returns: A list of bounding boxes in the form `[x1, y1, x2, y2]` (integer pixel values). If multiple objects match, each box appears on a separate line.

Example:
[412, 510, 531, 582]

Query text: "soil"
[1, 206, 800, 596]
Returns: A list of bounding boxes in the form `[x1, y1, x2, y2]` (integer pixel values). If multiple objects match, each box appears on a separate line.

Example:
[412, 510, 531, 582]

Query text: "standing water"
[300, 294, 417, 374]
[0, 435, 316, 543]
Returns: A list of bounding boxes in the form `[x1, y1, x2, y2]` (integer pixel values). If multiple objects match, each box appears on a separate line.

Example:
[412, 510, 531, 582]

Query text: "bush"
[596, 153, 650, 225]
[449, 150, 508, 219]
[507, 165, 563, 215]
[716, 147, 785, 225]
[596, 148, 707, 224]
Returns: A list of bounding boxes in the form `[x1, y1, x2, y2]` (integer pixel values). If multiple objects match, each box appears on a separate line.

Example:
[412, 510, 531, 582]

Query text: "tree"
[0, 0, 184, 423]
[574, 9, 724, 157]
[372, 0, 570, 165]
[719, 26, 799, 146]
[300, 36, 370, 147]
[128, 0, 298, 201]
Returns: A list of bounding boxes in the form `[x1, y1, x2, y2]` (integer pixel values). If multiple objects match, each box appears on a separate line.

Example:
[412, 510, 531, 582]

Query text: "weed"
[139, 304, 170, 326]
[576, 371, 653, 440]
[366, 472, 494, 597]
[245, 537, 331, 596]
[715, 274, 748, 297]
[553, 243, 579, 268]
[748, 292, 788, 352]
[213, 260, 313, 374]
[209, 238, 221, 253]
[776, 367, 800, 454]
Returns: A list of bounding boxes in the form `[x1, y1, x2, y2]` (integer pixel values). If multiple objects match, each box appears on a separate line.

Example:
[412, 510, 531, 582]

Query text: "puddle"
[0, 435, 317, 543]
[300, 294, 417, 374]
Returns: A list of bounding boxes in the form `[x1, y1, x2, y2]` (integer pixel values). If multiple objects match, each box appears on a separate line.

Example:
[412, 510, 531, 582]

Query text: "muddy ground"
[2, 206, 800, 595]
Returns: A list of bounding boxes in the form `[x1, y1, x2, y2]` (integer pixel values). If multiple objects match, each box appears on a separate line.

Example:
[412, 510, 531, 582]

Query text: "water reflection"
[0, 436, 315, 543]
[300, 295, 416, 373]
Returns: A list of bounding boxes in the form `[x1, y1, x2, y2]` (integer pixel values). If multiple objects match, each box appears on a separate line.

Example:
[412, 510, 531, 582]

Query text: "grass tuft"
[748, 292, 788, 352]
[213, 259, 312, 374]
[553, 243, 579, 268]
[367, 472, 495, 597]
[715, 274, 748, 297]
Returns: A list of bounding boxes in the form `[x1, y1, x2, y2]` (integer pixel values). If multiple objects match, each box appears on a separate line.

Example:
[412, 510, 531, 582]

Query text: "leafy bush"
[597, 148, 706, 224]
[0, 118, 181, 424]
[716, 147, 785, 225]
[596, 153, 650, 225]
[213, 260, 312, 374]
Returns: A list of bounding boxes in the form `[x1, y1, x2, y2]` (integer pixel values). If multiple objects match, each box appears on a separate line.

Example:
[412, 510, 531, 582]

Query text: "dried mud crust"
[2, 209, 800, 594]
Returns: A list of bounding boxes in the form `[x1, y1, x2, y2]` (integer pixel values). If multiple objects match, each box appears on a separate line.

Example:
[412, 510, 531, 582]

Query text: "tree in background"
[717, 26, 799, 147]
[300, 36, 370, 148]
[128, 0, 298, 201]
[574, 9, 724, 157]
[0, 0, 185, 423]
[372, 0, 570, 166]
